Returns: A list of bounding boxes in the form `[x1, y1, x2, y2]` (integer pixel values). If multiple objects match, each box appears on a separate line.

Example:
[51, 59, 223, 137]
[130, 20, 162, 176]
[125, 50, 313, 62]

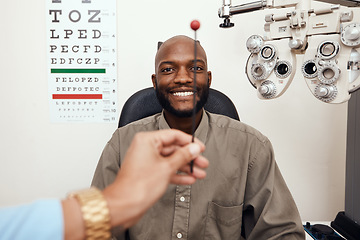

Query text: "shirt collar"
[159, 109, 208, 144]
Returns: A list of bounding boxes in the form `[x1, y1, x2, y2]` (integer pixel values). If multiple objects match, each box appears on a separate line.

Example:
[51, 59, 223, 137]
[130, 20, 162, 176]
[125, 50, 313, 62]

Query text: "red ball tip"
[190, 20, 200, 31]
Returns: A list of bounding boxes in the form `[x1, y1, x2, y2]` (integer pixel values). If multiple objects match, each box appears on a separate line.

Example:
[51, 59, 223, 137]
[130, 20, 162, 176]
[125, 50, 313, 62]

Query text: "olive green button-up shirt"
[91, 110, 305, 240]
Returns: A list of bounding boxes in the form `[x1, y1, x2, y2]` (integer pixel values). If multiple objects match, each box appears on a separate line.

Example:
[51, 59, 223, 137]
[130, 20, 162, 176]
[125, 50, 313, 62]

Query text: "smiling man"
[152, 35, 210, 129]
[91, 35, 305, 240]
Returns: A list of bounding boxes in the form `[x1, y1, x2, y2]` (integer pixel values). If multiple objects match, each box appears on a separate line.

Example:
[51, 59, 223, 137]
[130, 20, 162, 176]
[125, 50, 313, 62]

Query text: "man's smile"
[172, 91, 194, 97]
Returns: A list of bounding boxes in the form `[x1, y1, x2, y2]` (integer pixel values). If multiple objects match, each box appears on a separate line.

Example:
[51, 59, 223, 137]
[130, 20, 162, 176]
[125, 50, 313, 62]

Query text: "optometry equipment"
[219, 0, 360, 104]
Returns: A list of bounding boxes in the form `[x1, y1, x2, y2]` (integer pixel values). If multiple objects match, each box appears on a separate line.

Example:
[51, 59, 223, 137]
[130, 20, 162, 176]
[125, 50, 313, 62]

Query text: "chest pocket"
[204, 201, 243, 240]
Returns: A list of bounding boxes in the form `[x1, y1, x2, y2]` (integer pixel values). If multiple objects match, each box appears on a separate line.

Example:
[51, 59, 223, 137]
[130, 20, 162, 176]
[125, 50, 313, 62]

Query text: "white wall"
[0, 0, 347, 222]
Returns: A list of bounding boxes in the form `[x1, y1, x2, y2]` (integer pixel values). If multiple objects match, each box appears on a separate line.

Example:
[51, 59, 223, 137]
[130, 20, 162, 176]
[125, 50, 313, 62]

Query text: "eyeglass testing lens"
[302, 59, 318, 78]
[260, 45, 276, 60]
[317, 41, 340, 59]
[317, 62, 340, 84]
[251, 63, 267, 80]
[275, 60, 292, 78]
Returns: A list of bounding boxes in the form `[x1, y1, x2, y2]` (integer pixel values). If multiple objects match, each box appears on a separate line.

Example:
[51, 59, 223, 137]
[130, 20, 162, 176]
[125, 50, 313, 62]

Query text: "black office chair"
[118, 87, 239, 127]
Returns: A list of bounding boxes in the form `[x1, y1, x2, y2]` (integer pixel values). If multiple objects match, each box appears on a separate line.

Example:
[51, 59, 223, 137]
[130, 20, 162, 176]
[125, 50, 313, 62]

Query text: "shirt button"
[177, 232, 183, 238]
[180, 196, 185, 202]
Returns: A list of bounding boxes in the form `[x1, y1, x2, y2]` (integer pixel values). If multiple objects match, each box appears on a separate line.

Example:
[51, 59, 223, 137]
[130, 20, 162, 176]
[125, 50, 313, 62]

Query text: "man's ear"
[207, 71, 212, 87]
[151, 74, 157, 89]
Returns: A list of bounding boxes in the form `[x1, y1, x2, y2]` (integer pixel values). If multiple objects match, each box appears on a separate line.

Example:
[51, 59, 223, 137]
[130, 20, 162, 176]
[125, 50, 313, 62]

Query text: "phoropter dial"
[341, 23, 360, 47]
[246, 35, 264, 53]
[259, 80, 276, 99]
[314, 84, 338, 102]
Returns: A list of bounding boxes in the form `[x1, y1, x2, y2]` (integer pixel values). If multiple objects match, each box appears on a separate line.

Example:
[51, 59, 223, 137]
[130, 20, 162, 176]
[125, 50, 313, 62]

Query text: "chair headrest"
[119, 87, 239, 127]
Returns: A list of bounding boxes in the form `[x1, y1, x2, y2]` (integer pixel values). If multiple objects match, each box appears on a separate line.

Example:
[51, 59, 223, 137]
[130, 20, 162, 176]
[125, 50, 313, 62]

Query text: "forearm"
[62, 198, 85, 240]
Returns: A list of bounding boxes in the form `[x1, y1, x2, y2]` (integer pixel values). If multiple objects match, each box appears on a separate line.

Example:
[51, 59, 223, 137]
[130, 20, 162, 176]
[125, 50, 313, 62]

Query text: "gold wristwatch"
[69, 187, 111, 240]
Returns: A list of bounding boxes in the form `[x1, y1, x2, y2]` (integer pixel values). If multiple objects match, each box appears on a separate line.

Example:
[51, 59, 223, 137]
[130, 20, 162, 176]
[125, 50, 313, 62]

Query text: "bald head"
[154, 35, 208, 74]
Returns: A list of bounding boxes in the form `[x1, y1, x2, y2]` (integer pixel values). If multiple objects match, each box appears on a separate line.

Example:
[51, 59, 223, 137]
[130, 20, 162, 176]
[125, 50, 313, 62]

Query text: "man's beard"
[155, 84, 209, 118]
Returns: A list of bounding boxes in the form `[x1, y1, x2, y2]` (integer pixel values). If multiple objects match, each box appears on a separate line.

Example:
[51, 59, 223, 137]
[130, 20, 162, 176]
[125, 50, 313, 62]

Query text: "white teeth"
[173, 91, 194, 97]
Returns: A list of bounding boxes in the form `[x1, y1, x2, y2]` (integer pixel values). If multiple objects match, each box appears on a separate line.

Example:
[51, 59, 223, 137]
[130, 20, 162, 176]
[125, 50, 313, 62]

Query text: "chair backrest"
[118, 87, 240, 127]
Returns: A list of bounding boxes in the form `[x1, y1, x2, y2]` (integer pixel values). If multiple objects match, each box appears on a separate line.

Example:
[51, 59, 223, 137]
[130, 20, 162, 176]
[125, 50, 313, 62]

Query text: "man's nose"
[174, 68, 193, 84]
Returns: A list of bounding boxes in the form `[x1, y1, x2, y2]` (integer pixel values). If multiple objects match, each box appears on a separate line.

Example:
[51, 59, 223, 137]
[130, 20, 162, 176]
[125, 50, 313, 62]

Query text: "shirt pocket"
[203, 201, 243, 240]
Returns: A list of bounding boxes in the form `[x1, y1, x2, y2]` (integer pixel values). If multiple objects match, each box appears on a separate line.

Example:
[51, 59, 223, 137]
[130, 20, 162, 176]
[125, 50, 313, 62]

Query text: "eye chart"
[47, 0, 117, 123]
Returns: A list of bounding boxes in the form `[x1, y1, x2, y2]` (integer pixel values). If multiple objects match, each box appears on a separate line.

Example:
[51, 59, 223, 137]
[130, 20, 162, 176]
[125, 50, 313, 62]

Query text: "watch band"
[69, 187, 111, 240]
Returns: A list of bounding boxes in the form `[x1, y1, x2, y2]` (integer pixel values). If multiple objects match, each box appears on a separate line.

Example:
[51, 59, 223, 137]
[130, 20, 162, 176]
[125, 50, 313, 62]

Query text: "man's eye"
[190, 66, 203, 72]
[161, 67, 173, 73]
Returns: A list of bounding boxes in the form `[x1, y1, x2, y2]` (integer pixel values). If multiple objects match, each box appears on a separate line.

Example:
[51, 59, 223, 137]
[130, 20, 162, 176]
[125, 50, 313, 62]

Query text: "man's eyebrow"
[191, 59, 206, 65]
[158, 61, 175, 66]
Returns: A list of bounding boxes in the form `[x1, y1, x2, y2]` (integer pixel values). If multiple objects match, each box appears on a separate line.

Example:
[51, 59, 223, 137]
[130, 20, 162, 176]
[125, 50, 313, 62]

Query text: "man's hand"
[103, 129, 208, 229]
